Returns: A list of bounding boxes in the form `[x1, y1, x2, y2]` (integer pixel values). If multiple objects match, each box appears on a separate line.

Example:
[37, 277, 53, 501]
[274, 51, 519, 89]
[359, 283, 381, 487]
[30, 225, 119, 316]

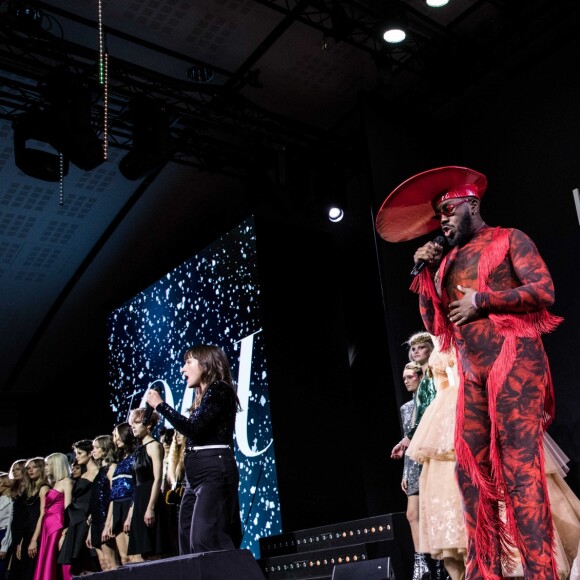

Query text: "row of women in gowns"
[7, 433, 125, 580]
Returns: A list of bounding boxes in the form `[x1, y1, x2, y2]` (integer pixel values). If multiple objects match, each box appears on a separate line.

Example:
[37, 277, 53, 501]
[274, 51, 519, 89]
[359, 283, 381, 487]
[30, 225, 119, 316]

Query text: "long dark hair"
[114, 422, 138, 458]
[184, 345, 241, 412]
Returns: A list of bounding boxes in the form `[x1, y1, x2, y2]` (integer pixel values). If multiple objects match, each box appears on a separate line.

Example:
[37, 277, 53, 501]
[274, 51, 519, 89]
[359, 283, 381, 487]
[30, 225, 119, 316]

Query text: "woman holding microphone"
[146, 344, 242, 555]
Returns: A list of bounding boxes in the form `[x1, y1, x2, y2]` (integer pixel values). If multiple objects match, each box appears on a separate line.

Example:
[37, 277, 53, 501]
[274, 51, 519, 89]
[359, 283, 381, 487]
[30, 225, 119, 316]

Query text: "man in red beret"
[376, 167, 562, 579]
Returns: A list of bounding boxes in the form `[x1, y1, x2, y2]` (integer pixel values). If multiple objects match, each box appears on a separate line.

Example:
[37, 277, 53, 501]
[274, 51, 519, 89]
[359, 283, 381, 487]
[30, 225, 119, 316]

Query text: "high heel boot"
[412, 552, 431, 580]
[430, 558, 450, 580]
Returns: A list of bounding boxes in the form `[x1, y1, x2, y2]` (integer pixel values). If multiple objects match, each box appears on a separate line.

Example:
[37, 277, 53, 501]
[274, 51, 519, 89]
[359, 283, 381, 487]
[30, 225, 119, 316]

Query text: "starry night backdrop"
[106, 215, 281, 557]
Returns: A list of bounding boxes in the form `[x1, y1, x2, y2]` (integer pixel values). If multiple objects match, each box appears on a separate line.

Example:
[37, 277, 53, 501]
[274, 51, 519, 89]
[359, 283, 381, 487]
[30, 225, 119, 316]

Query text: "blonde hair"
[406, 331, 434, 362]
[0, 472, 10, 497]
[404, 361, 423, 376]
[406, 331, 434, 347]
[24, 457, 48, 496]
[168, 431, 186, 484]
[45, 453, 71, 484]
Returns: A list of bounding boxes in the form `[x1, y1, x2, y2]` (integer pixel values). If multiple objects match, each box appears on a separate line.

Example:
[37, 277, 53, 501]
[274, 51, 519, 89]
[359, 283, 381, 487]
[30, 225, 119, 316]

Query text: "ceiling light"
[328, 207, 344, 223]
[426, 0, 449, 6]
[383, 27, 405, 43]
[307, 153, 348, 223]
[381, 1, 407, 44]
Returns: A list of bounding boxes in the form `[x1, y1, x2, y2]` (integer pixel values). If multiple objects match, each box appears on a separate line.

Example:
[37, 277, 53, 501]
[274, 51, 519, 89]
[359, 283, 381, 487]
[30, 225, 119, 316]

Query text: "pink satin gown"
[33, 488, 70, 580]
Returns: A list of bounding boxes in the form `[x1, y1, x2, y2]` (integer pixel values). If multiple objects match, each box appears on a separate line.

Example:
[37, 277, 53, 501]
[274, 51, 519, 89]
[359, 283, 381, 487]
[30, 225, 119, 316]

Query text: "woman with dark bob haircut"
[146, 344, 242, 555]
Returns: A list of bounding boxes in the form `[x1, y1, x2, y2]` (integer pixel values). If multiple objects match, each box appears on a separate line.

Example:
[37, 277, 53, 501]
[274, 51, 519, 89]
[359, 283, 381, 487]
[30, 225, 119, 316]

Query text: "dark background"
[1, 0, 580, 537]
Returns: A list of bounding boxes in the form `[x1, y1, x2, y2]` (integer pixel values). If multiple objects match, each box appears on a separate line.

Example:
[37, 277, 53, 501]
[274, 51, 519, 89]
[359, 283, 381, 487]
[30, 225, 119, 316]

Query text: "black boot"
[412, 552, 431, 580]
[429, 557, 450, 580]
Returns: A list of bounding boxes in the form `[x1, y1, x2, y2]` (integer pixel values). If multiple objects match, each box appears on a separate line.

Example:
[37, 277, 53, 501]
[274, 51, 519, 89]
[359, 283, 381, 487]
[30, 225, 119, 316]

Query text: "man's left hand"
[448, 285, 479, 326]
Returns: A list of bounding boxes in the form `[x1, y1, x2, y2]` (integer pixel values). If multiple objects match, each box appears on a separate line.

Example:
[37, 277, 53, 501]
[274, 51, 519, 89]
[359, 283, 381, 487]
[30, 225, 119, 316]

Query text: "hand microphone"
[142, 384, 163, 426]
[410, 235, 447, 277]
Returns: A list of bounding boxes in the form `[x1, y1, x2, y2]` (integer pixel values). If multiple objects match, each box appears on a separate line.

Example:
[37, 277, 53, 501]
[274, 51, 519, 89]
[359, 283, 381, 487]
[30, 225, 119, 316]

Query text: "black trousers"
[179, 448, 242, 554]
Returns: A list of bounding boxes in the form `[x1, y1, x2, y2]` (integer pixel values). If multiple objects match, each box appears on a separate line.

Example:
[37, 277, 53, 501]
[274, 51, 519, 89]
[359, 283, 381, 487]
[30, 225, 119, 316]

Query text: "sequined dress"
[406, 371, 436, 440]
[400, 399, 421, 496]
[89, 466, 112, 548]
[110, 455, 135, 535]
[156, 381, 242, 554]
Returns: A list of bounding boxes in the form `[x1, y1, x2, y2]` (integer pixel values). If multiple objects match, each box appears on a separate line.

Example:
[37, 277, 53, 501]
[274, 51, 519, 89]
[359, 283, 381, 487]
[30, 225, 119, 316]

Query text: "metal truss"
[0, 3, 349, 179]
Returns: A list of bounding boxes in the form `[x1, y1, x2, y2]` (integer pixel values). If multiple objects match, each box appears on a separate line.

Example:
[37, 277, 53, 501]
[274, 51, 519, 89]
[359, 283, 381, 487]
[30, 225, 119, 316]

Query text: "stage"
[79, 549, 265, 580]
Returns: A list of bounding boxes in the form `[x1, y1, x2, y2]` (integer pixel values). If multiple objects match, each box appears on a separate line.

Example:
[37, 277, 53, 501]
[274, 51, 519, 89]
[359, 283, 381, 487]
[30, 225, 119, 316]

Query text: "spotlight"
[328, 206, 344, 223]
[426, 0, 449, 6]
[119, 97, 177, 181]
[383, 25, 405, 43]
[13, 110, 69, 181]
[381, 1, 407, 44]
[308, 153, 347, 223]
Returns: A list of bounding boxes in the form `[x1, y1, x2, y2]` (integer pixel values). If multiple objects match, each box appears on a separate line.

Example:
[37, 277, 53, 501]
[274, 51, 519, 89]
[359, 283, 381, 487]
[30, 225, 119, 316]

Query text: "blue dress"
[110, 455, 135, 535]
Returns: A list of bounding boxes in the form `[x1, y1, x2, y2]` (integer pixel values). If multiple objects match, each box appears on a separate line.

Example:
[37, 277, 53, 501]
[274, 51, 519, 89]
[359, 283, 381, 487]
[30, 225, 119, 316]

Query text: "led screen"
[106, 216, 281, 557]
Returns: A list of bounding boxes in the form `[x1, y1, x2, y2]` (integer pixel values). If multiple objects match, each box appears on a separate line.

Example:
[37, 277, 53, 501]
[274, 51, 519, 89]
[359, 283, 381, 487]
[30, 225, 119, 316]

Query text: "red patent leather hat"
[375, 166, 487, 242]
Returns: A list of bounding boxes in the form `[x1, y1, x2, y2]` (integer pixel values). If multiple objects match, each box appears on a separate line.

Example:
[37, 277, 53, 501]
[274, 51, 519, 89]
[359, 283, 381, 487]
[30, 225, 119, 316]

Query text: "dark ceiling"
[1, 0, 579, 394]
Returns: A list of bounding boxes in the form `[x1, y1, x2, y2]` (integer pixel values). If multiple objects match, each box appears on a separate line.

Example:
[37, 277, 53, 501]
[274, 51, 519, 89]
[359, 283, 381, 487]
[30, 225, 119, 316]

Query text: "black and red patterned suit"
[411, 225, 562, 579]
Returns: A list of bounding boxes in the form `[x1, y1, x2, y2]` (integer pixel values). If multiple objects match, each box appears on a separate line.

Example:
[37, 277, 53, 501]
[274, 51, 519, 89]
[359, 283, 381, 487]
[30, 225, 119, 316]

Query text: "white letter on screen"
[236, 332, 273, 458]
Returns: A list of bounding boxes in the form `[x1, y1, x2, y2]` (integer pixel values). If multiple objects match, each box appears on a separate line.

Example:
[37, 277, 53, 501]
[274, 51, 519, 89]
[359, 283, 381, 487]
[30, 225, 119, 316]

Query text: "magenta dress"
[33, 488, 69, 580]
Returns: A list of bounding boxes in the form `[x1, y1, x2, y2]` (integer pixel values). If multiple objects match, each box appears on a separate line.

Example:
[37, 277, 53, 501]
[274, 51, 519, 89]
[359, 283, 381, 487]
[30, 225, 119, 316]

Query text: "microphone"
[142, 384, 163, 426]
[410, 235, 447, 277]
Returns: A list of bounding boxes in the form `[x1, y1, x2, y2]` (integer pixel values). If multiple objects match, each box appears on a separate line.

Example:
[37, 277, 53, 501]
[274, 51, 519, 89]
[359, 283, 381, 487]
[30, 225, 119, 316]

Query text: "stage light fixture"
[13, 110, 70, 182]
[4, 1, 42, 29]
[119, 97, 177, 181]
[307, 153, 347, 223]
[12, 72, 104, 180]
[381, 1, 407, 44]
[328, 206, 344, 223]
[186, 65, 215, 83]
[38, 72, 105, 171]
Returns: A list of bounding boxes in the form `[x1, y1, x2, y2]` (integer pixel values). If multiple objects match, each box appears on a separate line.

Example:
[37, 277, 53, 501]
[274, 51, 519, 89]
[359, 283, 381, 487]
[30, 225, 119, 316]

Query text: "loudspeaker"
[331, 556, 395, 580]
[81, 549, 265, 580]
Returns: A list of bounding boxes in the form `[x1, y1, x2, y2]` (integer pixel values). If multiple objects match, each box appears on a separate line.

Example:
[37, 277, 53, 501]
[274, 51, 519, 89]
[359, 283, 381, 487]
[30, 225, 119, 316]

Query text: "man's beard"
[447, 212, 474, 248]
